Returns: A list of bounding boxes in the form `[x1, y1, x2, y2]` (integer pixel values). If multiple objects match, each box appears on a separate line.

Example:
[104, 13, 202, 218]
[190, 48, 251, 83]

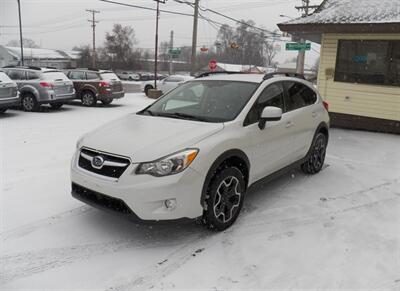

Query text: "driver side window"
[244, 82, 284, 126]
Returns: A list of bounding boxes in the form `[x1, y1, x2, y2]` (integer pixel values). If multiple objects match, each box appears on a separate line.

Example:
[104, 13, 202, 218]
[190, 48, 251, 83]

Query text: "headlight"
[136, 149, 199, 177]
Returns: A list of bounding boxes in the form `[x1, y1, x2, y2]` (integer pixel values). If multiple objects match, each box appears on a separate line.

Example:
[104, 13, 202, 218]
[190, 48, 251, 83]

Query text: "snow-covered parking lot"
[1, 94, 399, 290]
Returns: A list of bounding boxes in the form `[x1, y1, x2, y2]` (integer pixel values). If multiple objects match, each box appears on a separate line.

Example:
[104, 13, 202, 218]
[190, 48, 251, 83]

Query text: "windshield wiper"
[140, 108, 155, 116]
[157, 112, 208, 122]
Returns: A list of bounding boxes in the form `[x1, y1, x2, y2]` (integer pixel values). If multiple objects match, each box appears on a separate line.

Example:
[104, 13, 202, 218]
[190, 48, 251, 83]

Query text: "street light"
[17, 0, 24, 66]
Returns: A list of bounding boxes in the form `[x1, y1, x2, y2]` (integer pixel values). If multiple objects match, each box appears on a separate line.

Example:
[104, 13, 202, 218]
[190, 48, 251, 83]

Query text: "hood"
[81, 113, 224, 162]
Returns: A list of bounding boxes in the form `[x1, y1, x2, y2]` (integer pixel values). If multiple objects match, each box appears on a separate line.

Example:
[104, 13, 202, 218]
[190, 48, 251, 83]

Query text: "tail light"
[323, 101, 329, 111]
[99, 81, 110, 88]
[39, 82, 53, 89]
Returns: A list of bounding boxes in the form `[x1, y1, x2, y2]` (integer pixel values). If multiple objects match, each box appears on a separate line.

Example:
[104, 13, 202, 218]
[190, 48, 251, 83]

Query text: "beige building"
[279, 0, 400, 134]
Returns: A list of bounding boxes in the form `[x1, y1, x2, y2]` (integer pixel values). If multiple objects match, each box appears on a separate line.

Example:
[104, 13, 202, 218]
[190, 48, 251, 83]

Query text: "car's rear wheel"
[301, 132, 327, 174]
[0, 108, 7, 113]
[81, 91, 96, 107]
[144, 85, 153, 96]
[202, 166, 246, 231]
[21, 93, 39, 112]
[50, 103, 63, 110]
[101, 98, 113, 106]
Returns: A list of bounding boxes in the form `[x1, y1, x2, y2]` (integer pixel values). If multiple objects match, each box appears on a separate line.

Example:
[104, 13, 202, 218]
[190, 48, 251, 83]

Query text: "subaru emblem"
[92, 155, 105, 169]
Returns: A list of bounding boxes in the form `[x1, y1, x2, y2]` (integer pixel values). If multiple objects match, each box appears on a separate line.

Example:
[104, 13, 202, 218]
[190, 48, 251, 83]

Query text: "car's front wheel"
[301, 132, 327, 174]
[202, 167, 246, 231]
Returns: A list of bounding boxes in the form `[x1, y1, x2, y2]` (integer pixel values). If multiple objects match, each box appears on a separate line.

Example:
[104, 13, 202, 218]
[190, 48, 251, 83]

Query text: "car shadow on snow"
[66, 100, 125, 108]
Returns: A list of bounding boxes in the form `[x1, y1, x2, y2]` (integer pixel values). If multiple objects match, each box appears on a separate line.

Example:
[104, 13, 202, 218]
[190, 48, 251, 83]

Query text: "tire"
[21, 93, 39, 112]
[144, 85, 153, 96]
[81, 91, 97, 107]
[202, 166, 246, 231]
[50, 103, 63, 110]
[101, 98, 113, 106]
[301, 132, 327, 174]
[0, 108, 7, 113]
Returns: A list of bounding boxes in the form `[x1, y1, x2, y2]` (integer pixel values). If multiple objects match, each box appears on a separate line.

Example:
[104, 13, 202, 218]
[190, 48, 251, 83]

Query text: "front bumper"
[70, 150, 205, 221]
[0, 95, 20, 109]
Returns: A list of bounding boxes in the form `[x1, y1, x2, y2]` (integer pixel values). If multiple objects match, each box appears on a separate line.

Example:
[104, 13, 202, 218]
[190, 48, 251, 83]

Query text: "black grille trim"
[78, 148, 130, 179]
[72, 183, 133, 215]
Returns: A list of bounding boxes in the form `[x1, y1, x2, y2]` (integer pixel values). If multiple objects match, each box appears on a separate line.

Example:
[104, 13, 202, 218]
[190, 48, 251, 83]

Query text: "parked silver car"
[0, 70, 20, 114]
[2, 66, 75, 112]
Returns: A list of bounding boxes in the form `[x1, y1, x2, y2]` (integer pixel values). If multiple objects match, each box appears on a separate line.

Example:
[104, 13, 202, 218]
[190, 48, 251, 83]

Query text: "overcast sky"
[1, 0, 321, 51]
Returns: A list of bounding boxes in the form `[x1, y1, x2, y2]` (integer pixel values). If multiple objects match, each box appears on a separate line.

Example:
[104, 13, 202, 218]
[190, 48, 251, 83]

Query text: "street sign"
[209, 59, 217, 71]
[168, 48, 181, 56]
[285, 43, 311, 51]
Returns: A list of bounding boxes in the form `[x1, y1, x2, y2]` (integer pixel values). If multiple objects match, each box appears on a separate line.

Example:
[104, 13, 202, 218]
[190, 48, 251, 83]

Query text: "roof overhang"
[278, 22, 400, 34]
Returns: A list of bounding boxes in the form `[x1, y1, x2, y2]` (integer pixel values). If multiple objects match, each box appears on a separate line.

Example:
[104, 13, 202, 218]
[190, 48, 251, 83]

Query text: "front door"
[244, 82, 294, 182]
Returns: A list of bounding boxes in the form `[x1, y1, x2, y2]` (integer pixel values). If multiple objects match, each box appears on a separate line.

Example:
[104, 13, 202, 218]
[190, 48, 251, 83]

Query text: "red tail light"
[323, 101, 329, 111]
[99, 81, 110, 88]
[39, 82, 53, 89]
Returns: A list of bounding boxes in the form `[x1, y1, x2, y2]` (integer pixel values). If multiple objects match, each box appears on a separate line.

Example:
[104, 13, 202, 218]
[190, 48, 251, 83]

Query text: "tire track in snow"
[0, 206, 92, 242]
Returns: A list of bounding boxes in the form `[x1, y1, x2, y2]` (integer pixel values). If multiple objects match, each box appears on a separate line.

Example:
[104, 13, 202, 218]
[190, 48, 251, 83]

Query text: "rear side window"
[27, 71, 39, 80]
[283, 81, 317, 112]
[7, 70, 25, 80]
[41, 71, 69, 81]
[69, 71, 85, 80]
[245, 82, 285, 126]
[86, 72, 99, 80]
[100, 72, 119, 81]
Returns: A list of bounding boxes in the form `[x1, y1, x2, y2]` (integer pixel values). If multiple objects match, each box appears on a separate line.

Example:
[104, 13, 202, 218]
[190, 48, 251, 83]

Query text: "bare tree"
[7, 38, 40, 48]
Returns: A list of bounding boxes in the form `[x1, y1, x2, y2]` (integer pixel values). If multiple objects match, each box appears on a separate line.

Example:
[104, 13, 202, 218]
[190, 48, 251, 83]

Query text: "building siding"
[317, 33, 400, 122]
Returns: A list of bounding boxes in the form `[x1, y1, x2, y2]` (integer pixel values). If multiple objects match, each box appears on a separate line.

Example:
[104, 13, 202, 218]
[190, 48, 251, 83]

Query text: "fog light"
[165, 199, 177, 210]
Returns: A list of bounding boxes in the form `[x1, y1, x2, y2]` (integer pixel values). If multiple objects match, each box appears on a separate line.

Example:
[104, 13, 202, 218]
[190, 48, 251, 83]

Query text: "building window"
[335, 40, 400, 87]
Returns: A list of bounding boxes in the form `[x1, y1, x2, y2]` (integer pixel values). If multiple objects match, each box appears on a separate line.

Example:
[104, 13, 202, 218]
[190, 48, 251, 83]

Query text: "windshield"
[0, 72, 12, 82]
[41, 71, 69, 81]
[101, 72, 119, 81]
[140, 80, 258, 123]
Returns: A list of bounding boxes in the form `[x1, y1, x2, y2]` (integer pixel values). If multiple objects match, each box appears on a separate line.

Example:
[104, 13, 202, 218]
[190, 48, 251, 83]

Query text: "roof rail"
[196, 71, 246, 79]
[2, 65, 42, 71]
[263, 72, 306, 80]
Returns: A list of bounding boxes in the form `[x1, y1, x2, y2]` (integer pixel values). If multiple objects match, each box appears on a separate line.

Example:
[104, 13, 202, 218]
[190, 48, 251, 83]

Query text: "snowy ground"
[1, 94, 399, 290]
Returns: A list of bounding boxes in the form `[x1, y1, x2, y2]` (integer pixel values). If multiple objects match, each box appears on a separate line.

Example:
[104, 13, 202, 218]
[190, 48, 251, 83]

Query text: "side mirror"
[259, 106, 282, 130]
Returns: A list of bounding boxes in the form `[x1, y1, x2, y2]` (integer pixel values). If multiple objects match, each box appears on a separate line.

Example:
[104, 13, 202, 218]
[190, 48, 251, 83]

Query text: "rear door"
[68, 71, 86, 95]
[282, 81, 319, 160]
[244, 82, 294, 180]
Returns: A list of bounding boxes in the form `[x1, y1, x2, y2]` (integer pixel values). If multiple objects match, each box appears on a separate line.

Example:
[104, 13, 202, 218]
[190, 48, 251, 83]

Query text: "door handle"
[286, 121, 294, 128]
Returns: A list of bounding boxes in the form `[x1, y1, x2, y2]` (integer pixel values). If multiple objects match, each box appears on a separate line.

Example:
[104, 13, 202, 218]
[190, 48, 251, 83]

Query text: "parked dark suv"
[65, 69, 125, 106]
[3, 66, 75, 112]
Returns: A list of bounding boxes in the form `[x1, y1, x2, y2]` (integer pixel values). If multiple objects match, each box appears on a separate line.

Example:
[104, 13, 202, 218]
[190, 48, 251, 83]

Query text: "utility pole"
[169, 30, 174, 75]
[17, 0, 24, 66]
[190, 0, 200, 76]
[86, 9, 99, 68]
[295, 0, 318, 74]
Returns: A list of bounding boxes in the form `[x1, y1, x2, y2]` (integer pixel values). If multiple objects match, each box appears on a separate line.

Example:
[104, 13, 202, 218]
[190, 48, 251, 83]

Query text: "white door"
[244, 82, 294, 181]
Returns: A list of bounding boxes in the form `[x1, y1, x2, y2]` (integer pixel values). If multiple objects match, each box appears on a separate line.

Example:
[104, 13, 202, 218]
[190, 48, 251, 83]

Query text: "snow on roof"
[3, 46, 76, 60]
[287, 0, 400, 25]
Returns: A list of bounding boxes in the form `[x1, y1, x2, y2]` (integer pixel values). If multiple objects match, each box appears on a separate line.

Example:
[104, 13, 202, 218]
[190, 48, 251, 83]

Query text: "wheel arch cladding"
[200, 149, 250, 208]
[81, 86, 97, 97]
[316, 122, 329, 142]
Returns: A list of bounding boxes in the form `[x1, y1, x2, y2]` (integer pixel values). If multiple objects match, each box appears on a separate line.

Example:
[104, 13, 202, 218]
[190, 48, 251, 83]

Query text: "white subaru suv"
[71, 72, 329, 230]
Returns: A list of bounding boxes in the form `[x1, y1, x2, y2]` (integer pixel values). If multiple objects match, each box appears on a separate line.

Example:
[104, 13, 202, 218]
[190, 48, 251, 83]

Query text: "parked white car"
[71, 72, 330, 230]
[141, 74, 194, 96]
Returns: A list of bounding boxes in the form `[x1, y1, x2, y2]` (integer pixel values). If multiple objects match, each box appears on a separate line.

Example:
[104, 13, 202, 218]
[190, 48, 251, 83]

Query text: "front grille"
[72, 183, 133, 214]
[78, 148, 130, 179]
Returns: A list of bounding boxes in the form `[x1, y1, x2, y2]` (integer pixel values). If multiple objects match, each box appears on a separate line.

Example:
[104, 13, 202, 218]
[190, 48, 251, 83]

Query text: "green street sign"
[285, 43, 311, 51]
[168, 48, 181, 56]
